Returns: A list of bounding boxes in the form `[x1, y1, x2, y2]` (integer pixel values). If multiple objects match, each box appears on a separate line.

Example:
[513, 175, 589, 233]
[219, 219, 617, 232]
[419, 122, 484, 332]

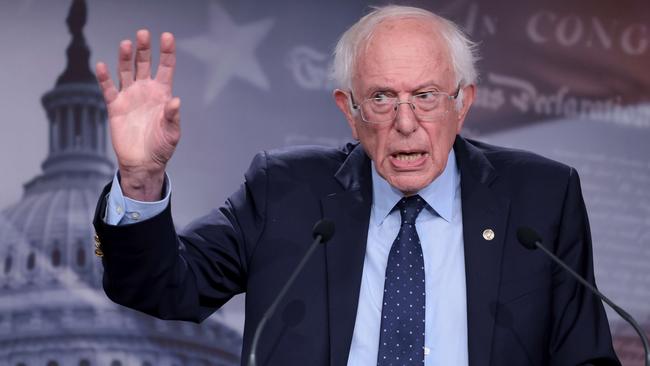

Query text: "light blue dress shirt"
[347, 150, 468, 366]
[104, 172, 171, 225]
[105, 150, 468, 365]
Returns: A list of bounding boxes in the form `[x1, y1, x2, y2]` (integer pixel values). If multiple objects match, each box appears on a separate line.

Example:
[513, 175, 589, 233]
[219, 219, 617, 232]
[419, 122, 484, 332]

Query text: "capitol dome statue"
[0, 1, 241, 365]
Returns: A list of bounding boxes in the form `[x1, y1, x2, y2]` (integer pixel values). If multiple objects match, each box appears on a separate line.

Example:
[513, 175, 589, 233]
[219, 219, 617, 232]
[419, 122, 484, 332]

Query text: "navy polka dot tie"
[377, 195, 427, 366]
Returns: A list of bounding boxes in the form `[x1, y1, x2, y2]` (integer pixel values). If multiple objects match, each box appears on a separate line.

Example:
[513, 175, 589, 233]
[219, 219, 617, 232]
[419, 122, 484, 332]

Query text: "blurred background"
[0, 0, 647, 365]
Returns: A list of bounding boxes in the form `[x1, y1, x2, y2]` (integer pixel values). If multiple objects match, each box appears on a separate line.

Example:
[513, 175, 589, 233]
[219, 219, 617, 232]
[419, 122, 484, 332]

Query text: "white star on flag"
[178, 2, 275, 104]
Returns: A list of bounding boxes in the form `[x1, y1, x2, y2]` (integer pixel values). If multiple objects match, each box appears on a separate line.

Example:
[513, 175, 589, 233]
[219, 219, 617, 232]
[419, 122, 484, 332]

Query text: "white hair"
[331, 5, 479, 110]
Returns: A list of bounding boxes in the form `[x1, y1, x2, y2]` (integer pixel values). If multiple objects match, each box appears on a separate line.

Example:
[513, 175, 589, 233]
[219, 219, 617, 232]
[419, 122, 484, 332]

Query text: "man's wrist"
[105, 171, 171, 225]
[119, 168, 166, 201]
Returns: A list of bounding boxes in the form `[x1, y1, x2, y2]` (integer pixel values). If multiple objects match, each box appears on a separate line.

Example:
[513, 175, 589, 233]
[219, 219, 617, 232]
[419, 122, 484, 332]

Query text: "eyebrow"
[362, 81, 445, 96]
[413, 81, 445, 91]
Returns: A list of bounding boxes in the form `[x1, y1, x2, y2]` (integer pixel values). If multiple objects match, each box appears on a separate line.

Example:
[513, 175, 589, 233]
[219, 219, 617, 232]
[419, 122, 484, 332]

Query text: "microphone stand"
[518, 227, 649, 366]
[247, 220, 333, 366]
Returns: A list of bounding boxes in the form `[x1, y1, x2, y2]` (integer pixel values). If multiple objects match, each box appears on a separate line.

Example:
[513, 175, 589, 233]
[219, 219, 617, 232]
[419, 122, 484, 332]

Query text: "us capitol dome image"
[0, 0, 242, 365]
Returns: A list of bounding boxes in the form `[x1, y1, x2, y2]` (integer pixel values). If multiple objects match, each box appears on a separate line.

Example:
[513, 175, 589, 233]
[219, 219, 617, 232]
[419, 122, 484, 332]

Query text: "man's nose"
[393, 101, 418, 135]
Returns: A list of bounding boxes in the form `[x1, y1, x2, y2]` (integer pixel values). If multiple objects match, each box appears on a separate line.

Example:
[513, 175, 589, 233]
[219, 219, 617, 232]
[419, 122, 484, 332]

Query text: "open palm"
[96, 30, 180, 200]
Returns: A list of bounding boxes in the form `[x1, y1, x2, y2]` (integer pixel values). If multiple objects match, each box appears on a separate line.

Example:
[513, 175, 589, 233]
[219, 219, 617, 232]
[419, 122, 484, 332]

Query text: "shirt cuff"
[103, 171, 171, 225]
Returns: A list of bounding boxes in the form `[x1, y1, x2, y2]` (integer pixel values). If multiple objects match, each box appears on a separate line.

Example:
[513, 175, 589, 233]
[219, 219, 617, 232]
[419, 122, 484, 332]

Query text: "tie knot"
[396, 195, 427, 225]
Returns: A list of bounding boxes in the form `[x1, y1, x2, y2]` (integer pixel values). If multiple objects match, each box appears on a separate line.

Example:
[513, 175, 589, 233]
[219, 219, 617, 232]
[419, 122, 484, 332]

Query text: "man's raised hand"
[96, 30, 180, 201]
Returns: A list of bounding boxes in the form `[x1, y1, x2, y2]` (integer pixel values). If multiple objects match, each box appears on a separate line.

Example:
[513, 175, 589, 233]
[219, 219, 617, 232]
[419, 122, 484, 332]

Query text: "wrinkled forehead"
[353, 17, 455, 90]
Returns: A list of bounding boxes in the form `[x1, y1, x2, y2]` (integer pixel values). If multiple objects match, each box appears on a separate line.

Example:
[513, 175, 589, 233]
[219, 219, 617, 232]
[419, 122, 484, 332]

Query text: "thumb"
[164, 97, 181, 126]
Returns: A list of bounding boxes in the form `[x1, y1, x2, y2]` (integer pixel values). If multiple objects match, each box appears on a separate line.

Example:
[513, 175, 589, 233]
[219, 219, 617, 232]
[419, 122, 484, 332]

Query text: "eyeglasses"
[350, 86, 460, 124]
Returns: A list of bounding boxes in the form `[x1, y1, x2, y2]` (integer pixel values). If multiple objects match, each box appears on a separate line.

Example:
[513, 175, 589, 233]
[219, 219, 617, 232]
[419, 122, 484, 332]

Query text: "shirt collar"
[371, 149, 459, 224]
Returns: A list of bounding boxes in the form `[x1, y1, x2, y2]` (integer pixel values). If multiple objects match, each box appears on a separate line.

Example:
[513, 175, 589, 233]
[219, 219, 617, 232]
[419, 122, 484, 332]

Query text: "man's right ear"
[333, 89, 359, 140]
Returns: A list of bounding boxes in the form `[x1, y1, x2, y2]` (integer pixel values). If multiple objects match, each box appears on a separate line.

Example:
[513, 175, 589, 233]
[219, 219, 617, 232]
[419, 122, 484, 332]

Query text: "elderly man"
[94, 5, 619, 366]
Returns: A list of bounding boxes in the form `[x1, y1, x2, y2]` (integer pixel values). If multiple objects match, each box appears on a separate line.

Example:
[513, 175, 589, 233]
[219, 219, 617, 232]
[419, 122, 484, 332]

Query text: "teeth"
[395, 153, 424, 161]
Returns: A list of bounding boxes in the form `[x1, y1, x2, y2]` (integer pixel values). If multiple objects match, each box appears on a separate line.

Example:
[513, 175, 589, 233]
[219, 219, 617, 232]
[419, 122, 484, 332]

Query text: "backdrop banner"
[0, 0, 647, 365]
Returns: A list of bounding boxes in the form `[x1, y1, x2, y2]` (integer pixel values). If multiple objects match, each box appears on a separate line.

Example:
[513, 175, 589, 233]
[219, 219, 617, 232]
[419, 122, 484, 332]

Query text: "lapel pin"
[482, 229, 495, 241]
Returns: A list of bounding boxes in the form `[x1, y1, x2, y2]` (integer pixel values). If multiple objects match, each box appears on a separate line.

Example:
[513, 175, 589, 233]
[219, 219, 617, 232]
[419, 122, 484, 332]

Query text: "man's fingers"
[135, 29, 152, 80]
[155, 32, 176, 86]
[96, 62, 118, 105]
[118, 39, 134, 89]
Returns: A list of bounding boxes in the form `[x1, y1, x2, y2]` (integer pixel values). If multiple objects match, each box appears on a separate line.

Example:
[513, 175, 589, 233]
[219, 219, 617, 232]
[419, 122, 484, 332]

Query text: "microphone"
[247, 219, 335, 366]
[517, 226, 649, 366]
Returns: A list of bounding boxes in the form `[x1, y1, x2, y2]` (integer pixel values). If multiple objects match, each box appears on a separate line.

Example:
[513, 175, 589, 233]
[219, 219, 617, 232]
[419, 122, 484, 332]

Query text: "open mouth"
[392, 152, 427, 161]
[389, 151, 429, 168]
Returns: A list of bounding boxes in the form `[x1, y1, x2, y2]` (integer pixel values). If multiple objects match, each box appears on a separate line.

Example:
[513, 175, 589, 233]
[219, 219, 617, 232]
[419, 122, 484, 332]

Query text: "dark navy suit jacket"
[93, 136, 620, 365]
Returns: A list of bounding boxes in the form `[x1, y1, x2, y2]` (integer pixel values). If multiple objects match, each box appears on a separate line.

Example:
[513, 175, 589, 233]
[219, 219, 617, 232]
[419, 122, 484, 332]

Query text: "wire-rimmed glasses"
[350, 86, 460, 124]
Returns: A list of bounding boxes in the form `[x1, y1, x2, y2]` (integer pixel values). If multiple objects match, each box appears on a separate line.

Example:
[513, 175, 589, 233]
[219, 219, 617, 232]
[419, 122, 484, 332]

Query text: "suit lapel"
[321, 139, 510, 366]
[321, 144, 372, 366]
[455, 137, 510, 366]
